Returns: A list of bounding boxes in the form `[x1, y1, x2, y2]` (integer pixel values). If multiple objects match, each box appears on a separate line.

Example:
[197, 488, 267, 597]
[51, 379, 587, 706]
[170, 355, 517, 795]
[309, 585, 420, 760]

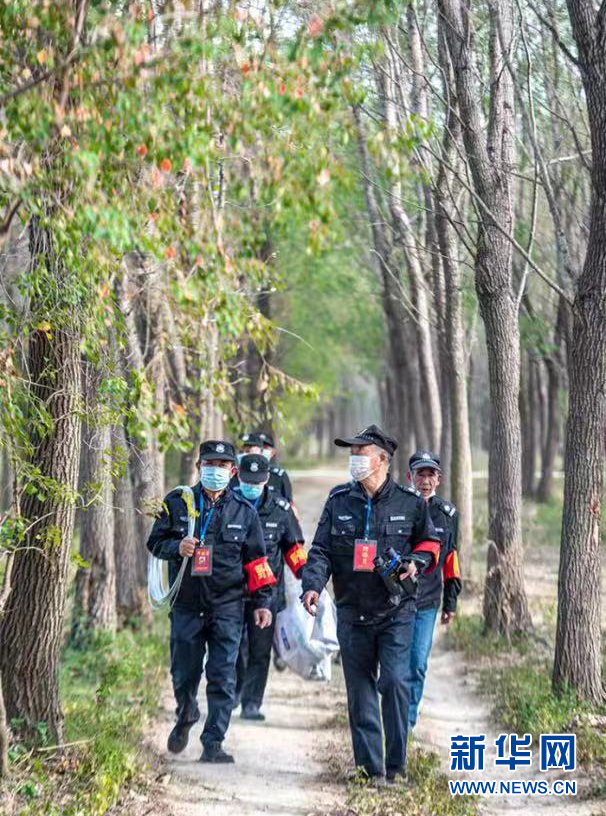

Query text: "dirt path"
[416, 631, 598, 815]
[146, 469, 595, 816]
[147, 472, 345, 816]
[415, 529, 606, 815]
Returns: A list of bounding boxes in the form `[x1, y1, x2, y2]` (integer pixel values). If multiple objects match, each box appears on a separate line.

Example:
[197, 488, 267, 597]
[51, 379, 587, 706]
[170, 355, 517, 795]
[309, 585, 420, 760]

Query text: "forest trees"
[0, 0, 347, 747]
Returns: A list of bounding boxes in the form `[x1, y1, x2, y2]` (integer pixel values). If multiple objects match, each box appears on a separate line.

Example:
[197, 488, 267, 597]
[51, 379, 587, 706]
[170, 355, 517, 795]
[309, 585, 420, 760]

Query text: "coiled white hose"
[147, 485, 196, 610]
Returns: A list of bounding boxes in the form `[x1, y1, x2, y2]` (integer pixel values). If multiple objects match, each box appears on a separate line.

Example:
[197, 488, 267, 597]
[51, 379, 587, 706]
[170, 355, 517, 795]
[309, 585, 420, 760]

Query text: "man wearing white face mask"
[147, 440, 276, 764]
[301, 425, 441, 786]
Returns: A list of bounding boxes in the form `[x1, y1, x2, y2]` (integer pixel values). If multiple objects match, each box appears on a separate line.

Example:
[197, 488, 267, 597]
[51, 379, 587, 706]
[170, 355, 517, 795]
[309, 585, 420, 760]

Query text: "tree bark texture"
[0, 222, 82, 740]
[439, 0, 531, 633]
[553, 0, 606, 701]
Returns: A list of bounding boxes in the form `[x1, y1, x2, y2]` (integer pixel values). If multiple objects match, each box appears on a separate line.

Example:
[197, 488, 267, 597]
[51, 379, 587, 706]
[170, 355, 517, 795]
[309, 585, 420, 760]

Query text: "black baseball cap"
[334, 424, 398, 456]
[199, 440, 237, 463]
[257, 431, 275, 448]
[409, 450, 442, 472]
[240, 432, 265, 448]
[238, 453, 270, 484]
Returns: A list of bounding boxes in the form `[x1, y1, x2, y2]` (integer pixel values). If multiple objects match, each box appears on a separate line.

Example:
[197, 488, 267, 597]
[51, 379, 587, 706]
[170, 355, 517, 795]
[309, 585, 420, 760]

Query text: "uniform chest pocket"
[222, 527, 245, 545]
[385, 521, 413, 542]
[331, 521, 356, 538]
[331, 521, 356, 552]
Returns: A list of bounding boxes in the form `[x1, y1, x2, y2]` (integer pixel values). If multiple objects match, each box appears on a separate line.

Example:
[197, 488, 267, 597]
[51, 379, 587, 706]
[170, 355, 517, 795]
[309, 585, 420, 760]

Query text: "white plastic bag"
[273, 568, 339, 681]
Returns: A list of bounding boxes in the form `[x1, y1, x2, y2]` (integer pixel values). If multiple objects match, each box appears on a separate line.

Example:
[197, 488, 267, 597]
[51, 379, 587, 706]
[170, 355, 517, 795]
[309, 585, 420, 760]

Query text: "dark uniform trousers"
[233, 487, 304, 709]
[235, 596, 277, 708]
[147, 481, 274, 751]
[338, 610, 414, 776]
[170, 604, 243, 749]
[302, 476, 440, 776]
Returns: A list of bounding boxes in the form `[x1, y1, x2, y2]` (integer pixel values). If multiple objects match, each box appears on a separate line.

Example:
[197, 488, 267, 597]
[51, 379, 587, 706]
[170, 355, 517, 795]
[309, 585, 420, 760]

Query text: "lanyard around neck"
[199, 495, 216, 541]
[365, 497, 372, 539]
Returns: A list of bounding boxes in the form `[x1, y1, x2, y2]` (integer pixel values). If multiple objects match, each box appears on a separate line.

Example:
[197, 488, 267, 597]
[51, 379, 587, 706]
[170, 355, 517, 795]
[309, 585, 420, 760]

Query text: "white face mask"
[262, 448, 272, 461]
[349, 454, 376, 482]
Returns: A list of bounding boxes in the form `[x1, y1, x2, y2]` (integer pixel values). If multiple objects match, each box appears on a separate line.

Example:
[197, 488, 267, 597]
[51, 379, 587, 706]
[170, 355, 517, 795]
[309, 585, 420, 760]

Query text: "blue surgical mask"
[200, 465, 231, 491]
[262, 448, 272, 461]
[239, 481, 264, 501]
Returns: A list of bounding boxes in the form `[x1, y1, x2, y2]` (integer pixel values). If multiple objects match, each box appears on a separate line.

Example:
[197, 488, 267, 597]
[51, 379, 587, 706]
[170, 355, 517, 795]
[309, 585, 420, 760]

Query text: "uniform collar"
[256, 486, 272, 512]
[194, 482, 231, 508]
[350, 475, 394, 503]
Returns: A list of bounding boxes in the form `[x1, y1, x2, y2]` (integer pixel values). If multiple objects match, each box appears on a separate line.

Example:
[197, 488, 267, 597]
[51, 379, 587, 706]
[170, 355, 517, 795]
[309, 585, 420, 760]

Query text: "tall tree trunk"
[113, 421, 144, 623]
[83, 420, 116, 631]
[520, 351, 535, 497]
[536, 354, 560, 503]
[380, 36, 443, 451]
[73, 370, 117, 636]
[553, 0, 606, 702]
[116, 262, 160, 608]
[440, 0, 531, 634]
[353, 105, 413, 478]
[0, 222, 82, 740]
[537, 299, 566, 503]
[433, 15, 474, 567]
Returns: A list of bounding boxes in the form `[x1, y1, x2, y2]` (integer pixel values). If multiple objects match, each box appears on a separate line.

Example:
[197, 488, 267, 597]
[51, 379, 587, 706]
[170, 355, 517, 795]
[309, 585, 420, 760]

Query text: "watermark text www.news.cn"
[449, 733, 576, 796]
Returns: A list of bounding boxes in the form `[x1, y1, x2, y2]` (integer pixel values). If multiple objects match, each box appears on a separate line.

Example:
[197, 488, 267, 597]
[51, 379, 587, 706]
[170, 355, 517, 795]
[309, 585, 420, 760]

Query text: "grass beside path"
[320, 702, 479, 816]
[2, 616, 168, 816]
[447, 614, 606, 795]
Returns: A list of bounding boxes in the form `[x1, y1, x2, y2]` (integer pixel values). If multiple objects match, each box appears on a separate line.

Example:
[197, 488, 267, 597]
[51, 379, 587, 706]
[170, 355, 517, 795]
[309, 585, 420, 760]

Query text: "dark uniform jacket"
[301, 477, 441, 624]
[267, 465, 293, 502]
[415, 494, 462, 614]
[234, 486, 307, 612]
[147, 484, 275, 613]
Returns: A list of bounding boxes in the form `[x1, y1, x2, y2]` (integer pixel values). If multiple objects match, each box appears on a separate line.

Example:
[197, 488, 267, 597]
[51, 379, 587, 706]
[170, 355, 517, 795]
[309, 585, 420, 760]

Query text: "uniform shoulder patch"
[277, 498, 290, 511]
[271, 466, 285, 475]
[401, 484, 421, 497]
[328, 482, 353, 500]
[435, 495, 457, 516]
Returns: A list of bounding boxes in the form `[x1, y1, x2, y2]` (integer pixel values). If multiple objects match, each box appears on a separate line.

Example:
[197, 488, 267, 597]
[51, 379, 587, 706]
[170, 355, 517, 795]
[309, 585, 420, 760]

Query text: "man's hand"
[254, 608, 273, 629]
[399, 560, 418, 581]
[179, 536, 198, 558]
[302, 590, 320, 616]
[441, 611, 455, 625]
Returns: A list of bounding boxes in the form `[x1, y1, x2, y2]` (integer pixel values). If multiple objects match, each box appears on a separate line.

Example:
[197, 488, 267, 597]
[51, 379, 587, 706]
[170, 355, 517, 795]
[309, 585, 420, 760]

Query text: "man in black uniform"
[233, 454, 307, 721]
[257, 431, 294, 502]
[147, 440, 276, 764]
[301, 425, 440, 785]
[406, 450, 462, 731]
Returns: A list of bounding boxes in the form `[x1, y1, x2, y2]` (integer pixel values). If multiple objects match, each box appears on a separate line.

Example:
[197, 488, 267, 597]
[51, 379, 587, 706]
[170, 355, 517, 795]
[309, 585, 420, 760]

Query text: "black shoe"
[241, 703, 265, 721]
[200, 745, 235, 764]
[231, 694, 241, 711]
[167, 721, 196, 754]
[346, 768, 384, 785]
[386, 766, 408, 785]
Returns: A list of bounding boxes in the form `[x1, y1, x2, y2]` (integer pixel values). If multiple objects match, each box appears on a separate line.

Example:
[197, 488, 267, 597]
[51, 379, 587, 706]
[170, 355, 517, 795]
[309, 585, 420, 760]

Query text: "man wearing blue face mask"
[233, 453, 306, 721]
[147, 440, 276, 764]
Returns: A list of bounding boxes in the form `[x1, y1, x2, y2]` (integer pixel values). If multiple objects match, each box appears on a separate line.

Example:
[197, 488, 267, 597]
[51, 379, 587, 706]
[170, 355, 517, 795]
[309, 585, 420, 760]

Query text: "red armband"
[412, 540, 441, 573]
[244, 557, 277, 593]
[443, 550, 460, 580]
[284, 543, 307, 576]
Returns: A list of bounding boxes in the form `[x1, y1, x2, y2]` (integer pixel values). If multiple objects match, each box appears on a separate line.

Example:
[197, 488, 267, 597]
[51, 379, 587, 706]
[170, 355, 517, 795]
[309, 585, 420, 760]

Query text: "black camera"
[373, 547, 419, 607]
